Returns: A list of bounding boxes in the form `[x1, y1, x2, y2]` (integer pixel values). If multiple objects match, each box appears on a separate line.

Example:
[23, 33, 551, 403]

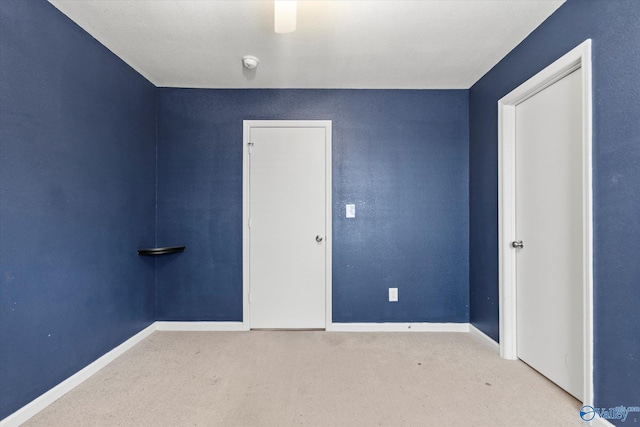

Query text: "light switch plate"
[346, 204, 356, 218]
[389, 288, 398, 302]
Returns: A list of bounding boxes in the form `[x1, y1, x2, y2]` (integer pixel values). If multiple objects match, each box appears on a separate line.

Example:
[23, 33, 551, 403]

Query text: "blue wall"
[156, 89, 469, 323]
[469, 0, 640, 417]
[0, 0, 156, 418]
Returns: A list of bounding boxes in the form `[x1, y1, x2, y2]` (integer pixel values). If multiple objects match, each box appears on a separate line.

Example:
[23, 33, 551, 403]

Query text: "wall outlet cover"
[389, 287, 398, 302]
[346, 204, 356, 218]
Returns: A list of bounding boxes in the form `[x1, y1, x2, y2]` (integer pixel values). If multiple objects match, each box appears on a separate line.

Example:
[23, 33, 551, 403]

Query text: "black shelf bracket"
[137, 246, 186, 256]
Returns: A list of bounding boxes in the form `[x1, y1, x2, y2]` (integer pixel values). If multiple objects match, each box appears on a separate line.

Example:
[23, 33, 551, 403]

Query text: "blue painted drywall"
[156, 89, 469, 323]
[0, 0, 156, 418]
[469, 0, 640, 418]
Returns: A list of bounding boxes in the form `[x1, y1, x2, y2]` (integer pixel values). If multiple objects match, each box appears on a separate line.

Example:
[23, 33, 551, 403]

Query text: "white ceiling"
[48, 0, 564, 89]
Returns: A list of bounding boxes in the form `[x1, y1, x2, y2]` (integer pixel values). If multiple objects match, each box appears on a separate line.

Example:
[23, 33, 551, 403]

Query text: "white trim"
[243, 121, 250, 330]
[581, 40, 595, 413]
[0, 323, 156, 427]
[242, 120, 333, 330]
[155, 321, 247, 331]
[498, 40, 593, 407]
[325, 125, 333, 331]
[469, 325, 500, 354]
[498, 102, 518, 360]
[327, 322, 470, 332]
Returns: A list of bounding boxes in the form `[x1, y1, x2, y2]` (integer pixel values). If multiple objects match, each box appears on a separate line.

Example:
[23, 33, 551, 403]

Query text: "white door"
[514, 69, 583, 399]
[247, 123, 329, 329]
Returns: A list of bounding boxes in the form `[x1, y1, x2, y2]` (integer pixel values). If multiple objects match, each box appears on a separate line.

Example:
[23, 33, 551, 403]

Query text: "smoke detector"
[242, 56, 259, 70]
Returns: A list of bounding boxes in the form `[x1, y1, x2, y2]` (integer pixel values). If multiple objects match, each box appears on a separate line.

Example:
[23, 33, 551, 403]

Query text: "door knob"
[511, 240, 524, 249]
[316, 235, 324, 243]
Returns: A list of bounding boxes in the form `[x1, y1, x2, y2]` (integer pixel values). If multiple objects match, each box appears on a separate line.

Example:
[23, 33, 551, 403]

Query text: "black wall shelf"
[137, 246, 186, 256]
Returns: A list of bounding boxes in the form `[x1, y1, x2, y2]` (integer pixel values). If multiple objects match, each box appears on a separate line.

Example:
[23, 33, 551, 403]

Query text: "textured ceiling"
[48, 0, 565, 89]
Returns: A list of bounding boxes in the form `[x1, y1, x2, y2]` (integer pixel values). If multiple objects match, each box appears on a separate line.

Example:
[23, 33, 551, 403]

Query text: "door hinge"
[248, 292, 251, 304]
[248, 217, 252, 228]
[248, 142, 254, 154]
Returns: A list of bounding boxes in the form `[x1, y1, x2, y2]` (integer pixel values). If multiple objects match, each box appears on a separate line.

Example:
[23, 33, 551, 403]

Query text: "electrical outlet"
[389, 288, 398, 302]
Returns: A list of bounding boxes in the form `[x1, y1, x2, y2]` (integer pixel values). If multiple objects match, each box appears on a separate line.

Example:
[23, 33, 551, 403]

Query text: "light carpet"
[24, 331, 582, 426]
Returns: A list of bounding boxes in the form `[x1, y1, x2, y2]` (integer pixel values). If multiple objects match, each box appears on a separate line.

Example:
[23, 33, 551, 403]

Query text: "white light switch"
[346, 204, 356, 218]
[389, 288, 398, 302]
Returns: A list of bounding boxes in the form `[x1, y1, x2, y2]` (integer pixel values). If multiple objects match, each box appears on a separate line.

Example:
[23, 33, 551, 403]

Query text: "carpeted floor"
[24, 331, 582, 426]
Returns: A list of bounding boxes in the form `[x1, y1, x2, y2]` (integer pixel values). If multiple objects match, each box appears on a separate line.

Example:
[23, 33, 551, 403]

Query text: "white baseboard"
[327, 322, 470, 332]
[155, 321, 247, 331]
[0, 323, 156, 427]
[469, 325, 500, 354]
[589, 415, 616, 426]
[584, 415, 616, 427]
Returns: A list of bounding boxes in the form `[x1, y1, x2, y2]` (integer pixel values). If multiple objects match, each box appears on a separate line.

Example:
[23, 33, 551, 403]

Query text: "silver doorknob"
[316, 235, 324, 243]
[511, 240, 524, 249]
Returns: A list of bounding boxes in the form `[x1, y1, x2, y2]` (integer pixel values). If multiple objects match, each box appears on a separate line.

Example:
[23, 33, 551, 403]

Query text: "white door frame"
[498, 40, 593, 404]
[242, 120, 332, 330]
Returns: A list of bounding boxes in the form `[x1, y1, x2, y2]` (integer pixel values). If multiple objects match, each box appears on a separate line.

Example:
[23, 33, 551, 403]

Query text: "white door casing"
[498, 40, 593, 404]
[242, 120, 332, 329]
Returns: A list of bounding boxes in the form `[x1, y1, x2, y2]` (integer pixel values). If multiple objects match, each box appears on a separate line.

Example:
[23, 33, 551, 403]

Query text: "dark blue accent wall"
[469, 0, 640, 418]
[0, 0, 156, 418]
[156, 89, 469, 323]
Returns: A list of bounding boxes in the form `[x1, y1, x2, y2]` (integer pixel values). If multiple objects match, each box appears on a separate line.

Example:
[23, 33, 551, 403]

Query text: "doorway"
[242, 121, 332, 329]
[498, 41, 593, 403]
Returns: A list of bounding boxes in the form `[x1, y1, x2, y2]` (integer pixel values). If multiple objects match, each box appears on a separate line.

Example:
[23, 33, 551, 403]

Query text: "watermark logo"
[579, 406, 596, 422]
[580, 405, 640, 423]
